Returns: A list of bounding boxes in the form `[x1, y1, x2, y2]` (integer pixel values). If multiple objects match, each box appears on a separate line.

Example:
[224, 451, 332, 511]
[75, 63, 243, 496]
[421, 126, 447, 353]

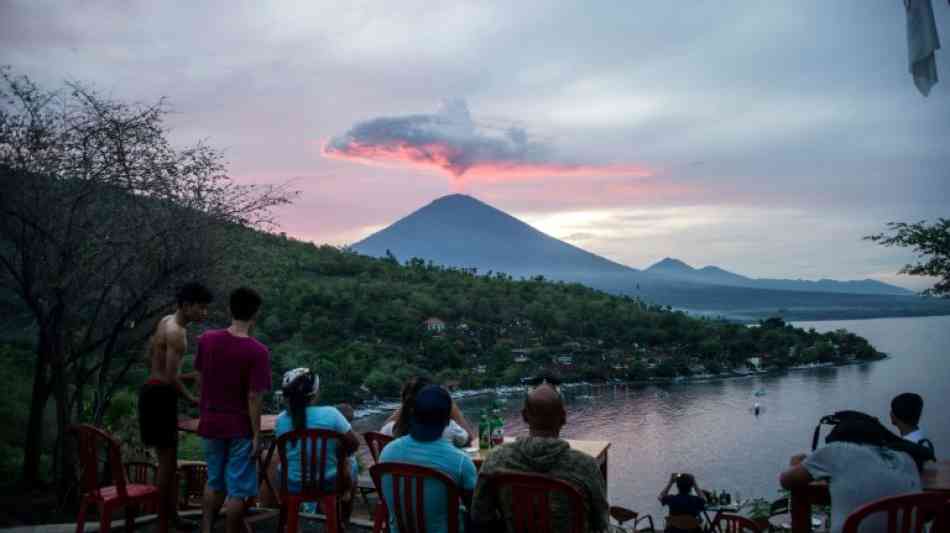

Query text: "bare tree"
[0, 68, 294, 494]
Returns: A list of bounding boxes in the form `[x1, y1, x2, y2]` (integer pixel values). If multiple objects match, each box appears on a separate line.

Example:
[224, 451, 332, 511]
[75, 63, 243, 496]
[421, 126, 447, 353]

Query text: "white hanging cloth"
[905, 0, 942, 96]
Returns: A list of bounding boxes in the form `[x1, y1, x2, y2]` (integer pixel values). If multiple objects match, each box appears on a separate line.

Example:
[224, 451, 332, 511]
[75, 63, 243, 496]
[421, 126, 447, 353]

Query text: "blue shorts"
[202, 437, 257, 499]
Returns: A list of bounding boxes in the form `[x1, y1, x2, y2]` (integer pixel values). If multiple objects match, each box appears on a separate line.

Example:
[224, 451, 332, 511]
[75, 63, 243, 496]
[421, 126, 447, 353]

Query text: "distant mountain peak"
[647, 257, 695, 272]
[429, 193, 479, 205]
[352, 193, 638, 280]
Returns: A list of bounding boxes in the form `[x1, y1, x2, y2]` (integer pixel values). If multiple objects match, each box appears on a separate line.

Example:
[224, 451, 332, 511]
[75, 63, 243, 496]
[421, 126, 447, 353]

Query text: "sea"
[353, 315, 950, 519]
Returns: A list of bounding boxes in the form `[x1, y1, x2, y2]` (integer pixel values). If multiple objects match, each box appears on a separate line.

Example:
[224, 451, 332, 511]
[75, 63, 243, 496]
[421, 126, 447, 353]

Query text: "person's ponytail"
[281, 371, 317, 445]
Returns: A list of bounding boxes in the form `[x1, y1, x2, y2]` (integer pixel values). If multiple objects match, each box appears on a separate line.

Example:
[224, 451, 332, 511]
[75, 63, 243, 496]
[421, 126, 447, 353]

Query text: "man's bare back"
[147, 314, 189, 384]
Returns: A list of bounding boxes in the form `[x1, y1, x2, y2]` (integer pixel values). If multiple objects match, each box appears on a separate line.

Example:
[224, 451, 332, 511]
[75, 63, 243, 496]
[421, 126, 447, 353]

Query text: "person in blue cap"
[378, 384, 477, 533]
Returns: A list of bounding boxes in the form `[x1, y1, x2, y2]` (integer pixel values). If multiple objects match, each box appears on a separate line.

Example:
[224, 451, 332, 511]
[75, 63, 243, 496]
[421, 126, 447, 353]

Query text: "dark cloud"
[323, 99, 651, 179]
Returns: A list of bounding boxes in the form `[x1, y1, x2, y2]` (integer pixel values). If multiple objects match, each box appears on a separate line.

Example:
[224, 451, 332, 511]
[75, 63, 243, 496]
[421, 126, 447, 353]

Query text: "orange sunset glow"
[322, 140, 652, 181]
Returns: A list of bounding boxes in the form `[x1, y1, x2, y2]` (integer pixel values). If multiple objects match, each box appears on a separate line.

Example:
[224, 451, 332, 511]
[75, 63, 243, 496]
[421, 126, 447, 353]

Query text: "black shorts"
[139, 382, 179, 448]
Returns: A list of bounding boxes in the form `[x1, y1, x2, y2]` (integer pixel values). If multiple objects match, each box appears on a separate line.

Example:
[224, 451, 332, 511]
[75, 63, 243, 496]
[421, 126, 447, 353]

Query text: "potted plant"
[739, 497, 771, 530]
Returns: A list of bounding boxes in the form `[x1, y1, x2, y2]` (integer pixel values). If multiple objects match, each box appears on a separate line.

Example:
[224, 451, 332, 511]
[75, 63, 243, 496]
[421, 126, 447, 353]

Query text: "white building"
[423, 317, 446, 333]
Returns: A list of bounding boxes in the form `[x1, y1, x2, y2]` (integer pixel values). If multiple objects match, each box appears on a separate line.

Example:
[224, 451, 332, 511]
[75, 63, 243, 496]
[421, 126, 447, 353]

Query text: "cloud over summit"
[323, 99, 651, 180]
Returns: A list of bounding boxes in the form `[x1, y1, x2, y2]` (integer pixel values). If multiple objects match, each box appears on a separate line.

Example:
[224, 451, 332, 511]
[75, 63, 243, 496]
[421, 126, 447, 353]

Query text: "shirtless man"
[140, 282, 212, 533]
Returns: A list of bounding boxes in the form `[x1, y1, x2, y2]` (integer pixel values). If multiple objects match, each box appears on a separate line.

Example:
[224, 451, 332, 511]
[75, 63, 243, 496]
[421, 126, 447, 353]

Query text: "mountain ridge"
[643, 257, 912, 296]
[351, 194, 949, 320]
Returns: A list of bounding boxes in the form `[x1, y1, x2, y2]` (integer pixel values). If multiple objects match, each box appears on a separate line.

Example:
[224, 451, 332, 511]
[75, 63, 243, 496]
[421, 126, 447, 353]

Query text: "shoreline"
[351, 356, 887, 419]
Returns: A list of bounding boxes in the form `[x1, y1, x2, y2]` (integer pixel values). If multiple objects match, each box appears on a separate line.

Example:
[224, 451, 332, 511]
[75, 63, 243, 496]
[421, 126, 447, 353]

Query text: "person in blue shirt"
[658, 473, 706, 533]
[273, 368, 360, 523]
[379, 385, 478, 533]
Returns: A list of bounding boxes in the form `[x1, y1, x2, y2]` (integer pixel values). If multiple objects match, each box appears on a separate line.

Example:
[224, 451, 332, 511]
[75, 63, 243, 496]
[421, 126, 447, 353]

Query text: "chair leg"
[75, 501, 89, 533]
[285, 503, 299, 533]
[322, 496, 339, 533]
[125, 505, 136, 533]
[99, 503, 113, 533]
[372, 502, 387, 533]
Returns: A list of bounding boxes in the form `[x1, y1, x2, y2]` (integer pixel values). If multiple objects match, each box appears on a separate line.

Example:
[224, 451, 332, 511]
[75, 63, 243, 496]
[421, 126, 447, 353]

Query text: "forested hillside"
[240, 231, 882, 401]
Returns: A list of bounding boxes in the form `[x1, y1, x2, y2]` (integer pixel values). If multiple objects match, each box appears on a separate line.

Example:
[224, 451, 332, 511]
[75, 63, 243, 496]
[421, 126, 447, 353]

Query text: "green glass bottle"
[490, 409, 504, 446]
[479, 412, 491, 450]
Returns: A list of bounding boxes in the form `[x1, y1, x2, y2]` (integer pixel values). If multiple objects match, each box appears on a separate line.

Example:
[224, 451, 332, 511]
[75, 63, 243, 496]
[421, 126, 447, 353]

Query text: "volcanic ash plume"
[323, 99, 650, 180]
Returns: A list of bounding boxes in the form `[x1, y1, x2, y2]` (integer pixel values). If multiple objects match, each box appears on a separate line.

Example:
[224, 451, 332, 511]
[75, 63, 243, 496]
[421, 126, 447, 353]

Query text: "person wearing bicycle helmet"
[273, 368, 361, 522]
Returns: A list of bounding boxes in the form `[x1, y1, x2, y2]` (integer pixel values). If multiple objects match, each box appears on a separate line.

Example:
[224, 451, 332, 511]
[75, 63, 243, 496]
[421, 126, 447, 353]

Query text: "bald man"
[471, 384, 610, 533]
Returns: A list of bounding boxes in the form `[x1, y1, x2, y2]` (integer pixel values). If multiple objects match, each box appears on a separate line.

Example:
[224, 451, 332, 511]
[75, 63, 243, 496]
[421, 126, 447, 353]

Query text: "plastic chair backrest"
[841, 492, 950, 533]
[124, 461, 157, 485]
[483, 471, 586, 533]
[276, 428, 348, 497]
[178, 462, 208, 507]
[370, 462, 462, 533]
[69, 424, 129, 500]
[363, 431, 394, 464]
[714, 513, 764, 533]
[666, 514, 702, 531]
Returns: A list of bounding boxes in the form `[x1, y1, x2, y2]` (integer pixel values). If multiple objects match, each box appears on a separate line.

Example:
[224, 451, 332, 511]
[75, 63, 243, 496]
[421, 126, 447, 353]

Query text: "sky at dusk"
[3, 1, 948, 289]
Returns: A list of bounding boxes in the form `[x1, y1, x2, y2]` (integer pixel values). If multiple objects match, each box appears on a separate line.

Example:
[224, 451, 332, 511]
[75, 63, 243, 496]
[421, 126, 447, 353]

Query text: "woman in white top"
[380, 376, 474, 447]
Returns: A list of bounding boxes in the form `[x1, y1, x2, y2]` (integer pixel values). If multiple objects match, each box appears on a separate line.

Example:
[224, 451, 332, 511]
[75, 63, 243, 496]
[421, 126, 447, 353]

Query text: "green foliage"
[0, 344, 38, 481]
[867, 218, 950, 297]
[228, 231, 886, 401]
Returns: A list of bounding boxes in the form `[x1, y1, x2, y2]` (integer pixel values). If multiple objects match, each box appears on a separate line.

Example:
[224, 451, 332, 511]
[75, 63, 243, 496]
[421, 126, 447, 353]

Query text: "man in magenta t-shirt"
[195, 287, 271, 533]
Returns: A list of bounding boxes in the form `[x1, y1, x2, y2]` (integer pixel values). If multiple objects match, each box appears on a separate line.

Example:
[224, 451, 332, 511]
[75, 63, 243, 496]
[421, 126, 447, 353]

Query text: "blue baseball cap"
[409, 385, 452, 442]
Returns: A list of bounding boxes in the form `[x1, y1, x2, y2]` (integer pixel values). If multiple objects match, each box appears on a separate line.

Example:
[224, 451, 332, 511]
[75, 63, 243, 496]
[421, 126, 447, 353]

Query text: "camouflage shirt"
[471, 436, 609, 533]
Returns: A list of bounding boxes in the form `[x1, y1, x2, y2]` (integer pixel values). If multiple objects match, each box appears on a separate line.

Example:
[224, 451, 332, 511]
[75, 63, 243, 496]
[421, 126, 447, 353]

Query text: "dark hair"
[177, 282, 213, 307]
[891, 393, 923, 426]
[827, 414, 934, 471]
[394, 376, 432, 438]
[282, 372, 316, 444]
[675, 473, 695, 494]
[229, 287, 262, 321]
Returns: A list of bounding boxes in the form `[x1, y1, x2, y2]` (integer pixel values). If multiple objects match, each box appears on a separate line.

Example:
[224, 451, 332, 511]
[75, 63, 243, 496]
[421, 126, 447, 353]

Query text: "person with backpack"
[780, 411, 933, 533]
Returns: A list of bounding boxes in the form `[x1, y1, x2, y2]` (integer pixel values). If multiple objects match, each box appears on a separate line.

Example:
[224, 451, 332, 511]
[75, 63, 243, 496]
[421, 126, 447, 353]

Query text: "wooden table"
[789, 460, 950, 533]
[471, 438, 611, 491]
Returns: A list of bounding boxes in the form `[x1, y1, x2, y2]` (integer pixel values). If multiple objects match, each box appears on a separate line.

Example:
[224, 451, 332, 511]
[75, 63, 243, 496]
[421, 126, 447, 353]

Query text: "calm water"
[355, 315, 950, 518]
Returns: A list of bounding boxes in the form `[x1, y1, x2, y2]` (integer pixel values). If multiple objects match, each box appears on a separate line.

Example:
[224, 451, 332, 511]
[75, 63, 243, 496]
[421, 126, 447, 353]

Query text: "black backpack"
[811, 410, 936, 470]
[811, 410, 878, 450]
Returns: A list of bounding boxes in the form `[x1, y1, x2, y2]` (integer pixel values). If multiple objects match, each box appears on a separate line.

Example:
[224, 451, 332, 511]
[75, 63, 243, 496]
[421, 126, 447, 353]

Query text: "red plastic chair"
[362, 432, 395, 531]
[712, 513, 764, 533]
[123, 462, 158, 515]
[275, 429, 350, 533]
[481, 471, 586, 533]
[370, 462, 464, 533]
[69, 424, 163, 533]
[841, 492, 950, 533]
[364, 432, 394, 464]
